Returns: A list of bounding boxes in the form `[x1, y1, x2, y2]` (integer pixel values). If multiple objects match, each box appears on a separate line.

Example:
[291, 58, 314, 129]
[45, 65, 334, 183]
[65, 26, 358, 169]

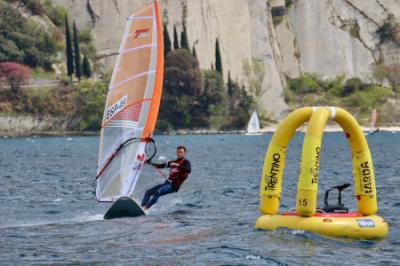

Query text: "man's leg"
[145, 183, 174, 208]
[141, 184, 163, 207]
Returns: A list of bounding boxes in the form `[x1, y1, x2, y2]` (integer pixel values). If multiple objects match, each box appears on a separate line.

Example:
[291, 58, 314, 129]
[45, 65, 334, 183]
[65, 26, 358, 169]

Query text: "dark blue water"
[0, 133, 399, 265]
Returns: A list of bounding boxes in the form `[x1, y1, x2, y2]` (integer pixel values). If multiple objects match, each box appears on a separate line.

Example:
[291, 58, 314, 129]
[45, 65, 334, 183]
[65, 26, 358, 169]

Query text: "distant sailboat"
[366, 108, 379, 135]
[246, 111, 262, 135]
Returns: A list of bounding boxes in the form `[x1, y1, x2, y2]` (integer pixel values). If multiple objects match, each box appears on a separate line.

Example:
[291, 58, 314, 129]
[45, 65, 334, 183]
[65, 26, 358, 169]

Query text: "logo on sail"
[137, 154, 145, 161]
[135, 28, 150, 39]
[106, 96, 127, 120]
[133, 154, 146, 171]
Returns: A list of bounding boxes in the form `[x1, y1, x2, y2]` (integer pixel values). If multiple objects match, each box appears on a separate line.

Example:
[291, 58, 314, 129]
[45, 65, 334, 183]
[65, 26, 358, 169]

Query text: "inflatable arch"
[256, 107, 388, 239]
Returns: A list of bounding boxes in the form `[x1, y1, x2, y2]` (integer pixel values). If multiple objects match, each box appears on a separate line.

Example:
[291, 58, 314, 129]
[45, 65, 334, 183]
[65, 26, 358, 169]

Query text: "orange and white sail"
[96, 1, 164, 202]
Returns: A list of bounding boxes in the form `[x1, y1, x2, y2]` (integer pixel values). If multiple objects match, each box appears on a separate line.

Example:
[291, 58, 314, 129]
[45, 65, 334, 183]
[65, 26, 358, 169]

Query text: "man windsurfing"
[141, 145, 191, 209]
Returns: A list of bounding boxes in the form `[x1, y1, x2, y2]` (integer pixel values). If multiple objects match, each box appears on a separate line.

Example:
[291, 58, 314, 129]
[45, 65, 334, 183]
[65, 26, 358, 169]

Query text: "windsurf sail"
[96, 1, 164, 202]
[247, 111, 261, 134]
[370, 108, 377, 131]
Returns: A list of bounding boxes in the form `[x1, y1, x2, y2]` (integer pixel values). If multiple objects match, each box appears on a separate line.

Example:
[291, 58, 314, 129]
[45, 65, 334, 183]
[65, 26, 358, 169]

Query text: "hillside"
[52, 0, 400, 120]
[1, 0, 400, 136]
[0, 0, 256, 135]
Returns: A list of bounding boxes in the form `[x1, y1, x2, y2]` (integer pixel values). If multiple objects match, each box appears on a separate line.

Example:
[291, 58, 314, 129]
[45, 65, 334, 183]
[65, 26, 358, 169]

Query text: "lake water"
[0, 133, 399, 265]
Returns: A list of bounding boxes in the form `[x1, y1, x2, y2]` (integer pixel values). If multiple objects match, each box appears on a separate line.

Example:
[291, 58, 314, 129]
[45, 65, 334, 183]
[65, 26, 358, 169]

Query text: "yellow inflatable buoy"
[255, 107, 388, 240]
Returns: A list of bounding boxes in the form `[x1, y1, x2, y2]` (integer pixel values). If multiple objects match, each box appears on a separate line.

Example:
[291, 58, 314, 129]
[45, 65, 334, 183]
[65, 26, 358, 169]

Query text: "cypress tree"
[163, 23, 172, 56]
[227, 71, 233, 97]
[65, 15, 74, 78]
[192, 45, 197, 58]
[173, 25, 179, 50]
[180, 23, 190, 51]
[82, 54, 91, 78]
[73, 22, 82, 80]
[215, 38, 223, 76]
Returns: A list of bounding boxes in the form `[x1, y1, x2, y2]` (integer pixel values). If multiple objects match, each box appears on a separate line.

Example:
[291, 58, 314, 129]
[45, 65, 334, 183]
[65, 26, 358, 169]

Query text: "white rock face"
[164, 0, 287, 117]
[287, 0, 375, 79]
[52, 0, 400, 119]
[249, 1, 287, 117]
[283, 0, 400, 79]
[164, 0, 251, 83]
[0, 115, 68, 135]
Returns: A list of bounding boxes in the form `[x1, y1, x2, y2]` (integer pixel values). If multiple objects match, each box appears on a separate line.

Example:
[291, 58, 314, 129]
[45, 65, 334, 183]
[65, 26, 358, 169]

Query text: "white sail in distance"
[247, 111, 261, 134]
[370, 108, 377, 131]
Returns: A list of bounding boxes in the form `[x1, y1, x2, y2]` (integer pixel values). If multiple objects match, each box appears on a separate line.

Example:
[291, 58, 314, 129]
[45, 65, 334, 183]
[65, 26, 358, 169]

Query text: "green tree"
[156, 48, 254, 132]
[180, 24, 190, 51]
[82, 54, 91, 78]
[227, 71, 233, 97]
[38, 32, 57, 71]
[236, 85, 254, 127]
[215, 38, 223, 76]
[0, 36, 23, 63]
[158, 49, 202, 130]
[0, 3, 59, 68]
[287, 74, 320, 94]
[163, 22, 172, 56]
[225, 75, 254, 129]
[201, 70, 228, 128]
[173, 25, 179, 50]
[46, 5, 68, 27]
[65, 14, 74, 77]
[73, 22, 82, 80]
[77, 29, 97, 67]
[73, 80, 107, 131]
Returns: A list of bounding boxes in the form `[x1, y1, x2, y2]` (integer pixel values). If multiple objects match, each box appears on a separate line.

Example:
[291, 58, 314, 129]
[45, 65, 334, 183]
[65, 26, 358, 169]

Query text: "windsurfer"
[141, 146, 191, 209]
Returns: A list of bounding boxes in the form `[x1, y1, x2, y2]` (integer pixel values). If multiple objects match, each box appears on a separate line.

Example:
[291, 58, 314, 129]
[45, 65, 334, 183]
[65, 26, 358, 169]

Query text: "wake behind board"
[104, 197, 146, 219]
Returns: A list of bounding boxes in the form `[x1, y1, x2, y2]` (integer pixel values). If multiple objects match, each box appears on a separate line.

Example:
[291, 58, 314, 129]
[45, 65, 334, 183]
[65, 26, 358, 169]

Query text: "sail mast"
[143, 0, 164, 138]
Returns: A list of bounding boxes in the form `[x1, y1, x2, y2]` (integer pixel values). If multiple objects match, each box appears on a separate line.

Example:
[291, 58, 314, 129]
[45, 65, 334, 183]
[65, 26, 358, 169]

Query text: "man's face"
[176, 148, 186, 159]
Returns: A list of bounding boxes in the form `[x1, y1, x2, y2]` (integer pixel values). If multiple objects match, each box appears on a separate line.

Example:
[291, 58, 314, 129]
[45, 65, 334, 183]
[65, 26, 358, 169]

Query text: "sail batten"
[96, 1, 164, 202]
[128, 16, 154, 21]
[121, 44, 157, 55]
[111, 71, 156, 91]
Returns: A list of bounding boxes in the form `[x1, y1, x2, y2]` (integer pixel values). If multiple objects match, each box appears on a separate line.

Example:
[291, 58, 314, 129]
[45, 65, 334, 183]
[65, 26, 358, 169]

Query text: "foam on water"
[0, 213, 104, 230]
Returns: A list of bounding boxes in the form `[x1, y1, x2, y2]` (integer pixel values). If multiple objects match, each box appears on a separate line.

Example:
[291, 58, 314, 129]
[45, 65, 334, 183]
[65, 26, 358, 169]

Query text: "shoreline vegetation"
[1, 124, 400, 138]
[1, 1, 255, 135]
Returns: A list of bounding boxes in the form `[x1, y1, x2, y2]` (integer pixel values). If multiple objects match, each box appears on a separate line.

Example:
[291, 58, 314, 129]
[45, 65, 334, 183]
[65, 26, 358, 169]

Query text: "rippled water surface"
[0, 133, 399, 265]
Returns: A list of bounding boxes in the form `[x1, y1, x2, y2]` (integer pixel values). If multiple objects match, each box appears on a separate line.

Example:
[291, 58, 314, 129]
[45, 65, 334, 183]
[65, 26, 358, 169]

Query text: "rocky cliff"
[52, 0, 400, 119]
[0, 115, 69, 136]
